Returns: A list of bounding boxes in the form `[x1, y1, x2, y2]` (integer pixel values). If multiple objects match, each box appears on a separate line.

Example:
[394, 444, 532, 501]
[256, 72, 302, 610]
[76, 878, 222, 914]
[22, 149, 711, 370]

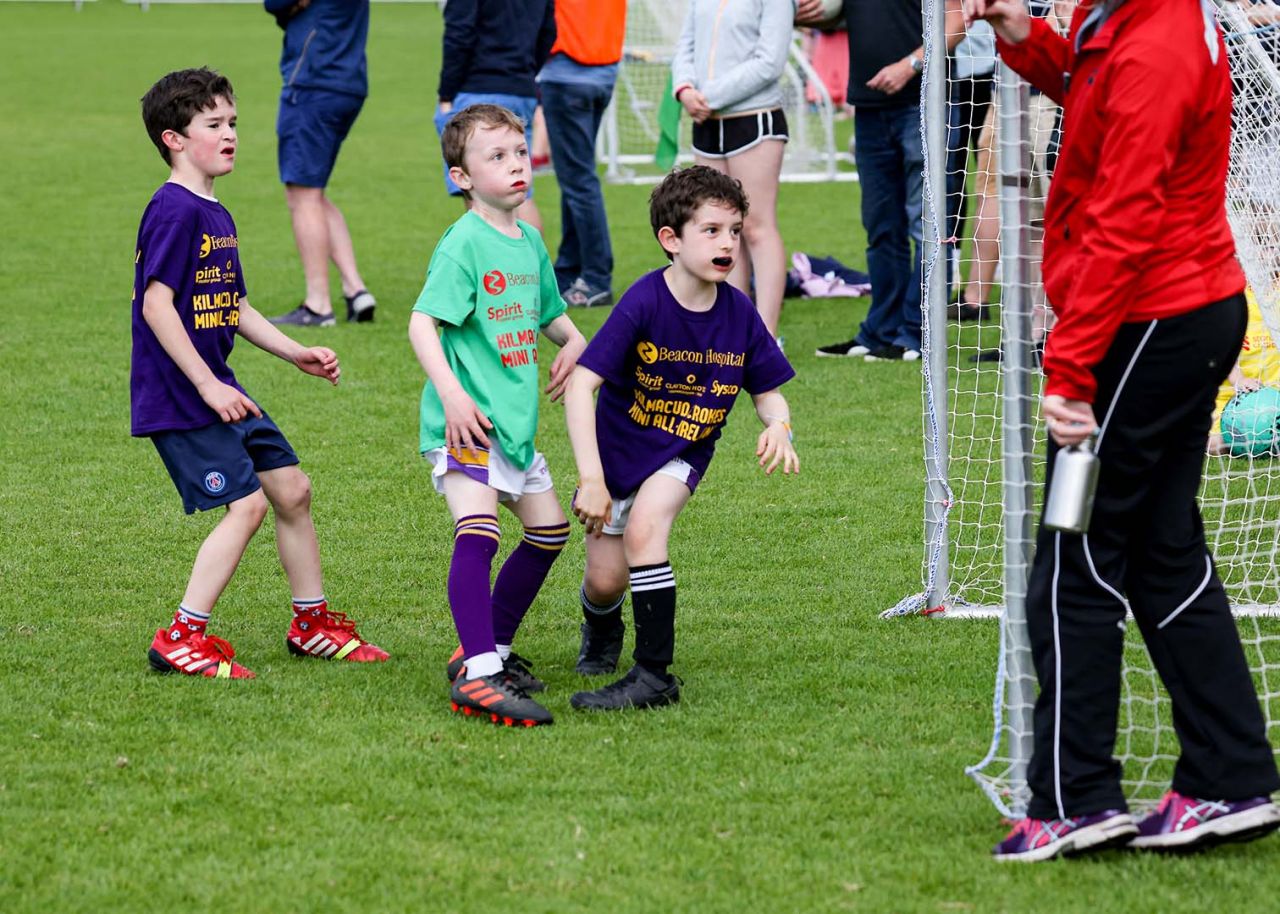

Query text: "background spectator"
[813, 0, 964, 362]
[672, 0, 795, 341]
[435, 0, 556, 232]
[265, 0, 377, 328]
[538, 0, 627, 308]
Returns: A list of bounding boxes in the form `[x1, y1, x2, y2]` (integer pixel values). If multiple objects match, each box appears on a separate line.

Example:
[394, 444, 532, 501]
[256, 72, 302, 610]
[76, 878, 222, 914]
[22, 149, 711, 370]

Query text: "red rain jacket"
[997, 0, 1245, 402]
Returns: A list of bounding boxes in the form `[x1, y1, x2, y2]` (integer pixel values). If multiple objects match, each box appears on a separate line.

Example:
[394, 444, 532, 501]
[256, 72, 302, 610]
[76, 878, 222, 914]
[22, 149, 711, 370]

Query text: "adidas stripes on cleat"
[450, 672, 553, 727]
[148, 628, 255, 680]
[445, 645, 467, 682]
[286, 609, 389, 662]
[444, 647, 546, 692]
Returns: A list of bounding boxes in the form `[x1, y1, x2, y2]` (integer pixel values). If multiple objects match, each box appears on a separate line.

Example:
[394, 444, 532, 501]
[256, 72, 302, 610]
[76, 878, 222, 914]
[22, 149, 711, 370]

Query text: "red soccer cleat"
[286, 606, 389, 662]
[148, 628, 255, 680]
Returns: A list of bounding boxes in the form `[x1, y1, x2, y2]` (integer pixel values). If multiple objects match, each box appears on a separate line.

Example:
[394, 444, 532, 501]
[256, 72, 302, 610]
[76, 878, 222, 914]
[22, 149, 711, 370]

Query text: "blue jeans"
[853, 105, 925, 352]
[540, 79, 615, 291]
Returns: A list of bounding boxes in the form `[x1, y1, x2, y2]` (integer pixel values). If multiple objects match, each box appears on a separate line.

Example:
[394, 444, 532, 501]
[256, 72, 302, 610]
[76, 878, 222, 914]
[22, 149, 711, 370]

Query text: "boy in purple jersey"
[563, 166, 799, 710]
[133, 68, 388, 679]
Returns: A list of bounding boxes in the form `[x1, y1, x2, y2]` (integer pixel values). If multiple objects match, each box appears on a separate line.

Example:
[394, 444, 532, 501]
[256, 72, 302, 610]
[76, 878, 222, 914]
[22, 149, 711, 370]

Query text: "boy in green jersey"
[409, 104, 587, 727]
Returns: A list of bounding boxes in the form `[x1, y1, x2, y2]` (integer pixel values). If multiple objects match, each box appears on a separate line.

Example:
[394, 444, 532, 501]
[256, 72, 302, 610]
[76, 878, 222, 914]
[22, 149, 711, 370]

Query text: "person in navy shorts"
[265, 0, 378, 327]
[133, 68, 389, 679]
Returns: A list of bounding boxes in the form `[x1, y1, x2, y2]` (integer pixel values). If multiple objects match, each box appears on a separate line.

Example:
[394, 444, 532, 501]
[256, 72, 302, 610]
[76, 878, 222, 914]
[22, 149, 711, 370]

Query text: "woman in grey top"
[672, 0, 797, 342]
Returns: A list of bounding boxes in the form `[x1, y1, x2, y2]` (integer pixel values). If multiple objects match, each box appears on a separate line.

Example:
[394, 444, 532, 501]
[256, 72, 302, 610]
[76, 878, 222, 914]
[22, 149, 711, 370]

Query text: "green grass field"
[2, 4, 1278, 911]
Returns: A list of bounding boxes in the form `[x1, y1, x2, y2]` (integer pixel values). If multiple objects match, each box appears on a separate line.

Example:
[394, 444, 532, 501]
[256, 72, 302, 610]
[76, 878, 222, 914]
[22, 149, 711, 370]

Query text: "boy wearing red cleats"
[133, 69, 387, 679]
[286, 598, 389, 662]
[149, 623, 255, 680]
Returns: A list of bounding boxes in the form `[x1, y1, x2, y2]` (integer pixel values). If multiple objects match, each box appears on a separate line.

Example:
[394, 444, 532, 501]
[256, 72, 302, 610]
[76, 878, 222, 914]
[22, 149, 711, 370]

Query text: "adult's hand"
[866, 60, 916, 96]
[794, 0, 827, 26]
[963, 0, 1032, 44]
[1043, 394, 1098, 447]
[679, 87, 712, 123]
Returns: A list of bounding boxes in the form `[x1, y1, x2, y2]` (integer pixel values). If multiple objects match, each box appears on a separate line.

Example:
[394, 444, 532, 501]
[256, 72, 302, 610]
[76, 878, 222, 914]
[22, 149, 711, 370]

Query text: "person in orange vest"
[537, 0, 627, 308]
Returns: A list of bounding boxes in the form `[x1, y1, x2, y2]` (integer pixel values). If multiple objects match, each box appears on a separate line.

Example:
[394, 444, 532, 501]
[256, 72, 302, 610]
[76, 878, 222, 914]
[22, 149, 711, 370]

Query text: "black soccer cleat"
[569, 665, 680, 711]
[502, 651, 546, 693]
[576, 619, 625, 675]
[444, 646, 546, 692]
[450, 672, 553, 727]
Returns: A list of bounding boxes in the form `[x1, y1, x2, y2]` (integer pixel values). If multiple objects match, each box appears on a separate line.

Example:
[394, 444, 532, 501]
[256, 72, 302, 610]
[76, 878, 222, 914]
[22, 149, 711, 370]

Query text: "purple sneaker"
[993, 810, 1137, 862]
[1130, 791, 1280, 851]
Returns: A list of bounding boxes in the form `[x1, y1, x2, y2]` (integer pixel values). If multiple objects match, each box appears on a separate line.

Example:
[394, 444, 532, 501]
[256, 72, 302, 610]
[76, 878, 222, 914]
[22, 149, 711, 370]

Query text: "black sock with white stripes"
[629, 562, 676, 679]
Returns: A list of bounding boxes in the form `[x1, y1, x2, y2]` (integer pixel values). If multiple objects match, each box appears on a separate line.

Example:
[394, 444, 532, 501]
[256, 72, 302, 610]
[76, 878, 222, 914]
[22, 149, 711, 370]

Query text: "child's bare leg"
[180, 490, 269, 613]
[257, 466, 323, 599]
[492, 487, 570, 653]
[576, 530, 629, 675]
[621, 475, 693, 678]
[570, 475, 691, 706]
[442, 472, 503, 678]
[583, 531, 629, 606]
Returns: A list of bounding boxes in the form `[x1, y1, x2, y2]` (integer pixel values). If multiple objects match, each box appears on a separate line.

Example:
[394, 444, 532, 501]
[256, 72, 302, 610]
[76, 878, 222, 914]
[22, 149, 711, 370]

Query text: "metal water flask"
[1043, 431, 1101, 535]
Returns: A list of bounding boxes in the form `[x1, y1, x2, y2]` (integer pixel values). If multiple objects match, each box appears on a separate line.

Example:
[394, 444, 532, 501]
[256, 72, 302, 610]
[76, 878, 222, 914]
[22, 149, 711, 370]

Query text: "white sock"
[495, 643, 512, 661]
[464, 651, 503, 680]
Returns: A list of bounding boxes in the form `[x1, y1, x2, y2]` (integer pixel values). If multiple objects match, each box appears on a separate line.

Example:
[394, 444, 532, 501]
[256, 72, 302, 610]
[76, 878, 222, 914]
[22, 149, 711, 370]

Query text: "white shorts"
[424, 445, 554, 503]
[599, 458, 696, 536]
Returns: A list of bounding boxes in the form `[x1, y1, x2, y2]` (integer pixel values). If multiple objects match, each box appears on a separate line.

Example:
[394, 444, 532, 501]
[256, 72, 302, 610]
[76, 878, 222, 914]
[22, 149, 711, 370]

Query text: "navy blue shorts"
[151, 413, 299, 514]
[433, 93, 538, 197]
[277, 87, 365, 187]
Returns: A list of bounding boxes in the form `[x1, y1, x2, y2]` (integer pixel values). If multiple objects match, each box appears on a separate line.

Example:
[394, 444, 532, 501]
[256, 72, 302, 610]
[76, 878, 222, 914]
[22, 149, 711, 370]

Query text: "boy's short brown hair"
[649, 166, 750, 259]
[440, 104, 527, 197]
[141, 67, 236, 165]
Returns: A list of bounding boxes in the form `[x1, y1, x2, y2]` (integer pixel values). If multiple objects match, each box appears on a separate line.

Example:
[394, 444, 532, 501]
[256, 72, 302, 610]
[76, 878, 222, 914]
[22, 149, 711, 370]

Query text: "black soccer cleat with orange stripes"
[449, 671, 553, 727]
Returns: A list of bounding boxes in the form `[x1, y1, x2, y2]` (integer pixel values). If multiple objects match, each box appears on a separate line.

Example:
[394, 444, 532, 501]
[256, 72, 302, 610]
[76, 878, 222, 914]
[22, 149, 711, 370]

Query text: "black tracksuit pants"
[1025, 293, 1280, 820]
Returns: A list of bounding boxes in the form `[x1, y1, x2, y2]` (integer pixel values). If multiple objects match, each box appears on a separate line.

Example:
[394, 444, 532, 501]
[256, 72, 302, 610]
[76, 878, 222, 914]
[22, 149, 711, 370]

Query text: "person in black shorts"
[672, 0, 795, 344]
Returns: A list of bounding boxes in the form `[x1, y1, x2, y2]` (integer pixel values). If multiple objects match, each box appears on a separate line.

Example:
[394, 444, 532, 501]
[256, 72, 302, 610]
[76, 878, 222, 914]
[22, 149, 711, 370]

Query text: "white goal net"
[907, 0, 1280, 819]
[602, 0, 856, 183]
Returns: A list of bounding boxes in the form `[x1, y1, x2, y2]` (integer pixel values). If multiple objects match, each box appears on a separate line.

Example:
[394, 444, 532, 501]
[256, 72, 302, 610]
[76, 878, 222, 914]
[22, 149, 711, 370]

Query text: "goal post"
[910, 0, 1280, 820]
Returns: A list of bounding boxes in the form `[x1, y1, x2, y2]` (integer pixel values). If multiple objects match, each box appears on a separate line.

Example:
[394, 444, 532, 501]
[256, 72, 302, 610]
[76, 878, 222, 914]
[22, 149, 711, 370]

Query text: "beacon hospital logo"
[483, 271, 507, 295]
[199, 233, 239, 259]
[637, 341, 658, 364]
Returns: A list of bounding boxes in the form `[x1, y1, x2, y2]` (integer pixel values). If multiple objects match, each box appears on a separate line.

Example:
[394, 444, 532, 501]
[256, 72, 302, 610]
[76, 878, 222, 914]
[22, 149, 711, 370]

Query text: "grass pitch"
[1, 4, 1277, 912]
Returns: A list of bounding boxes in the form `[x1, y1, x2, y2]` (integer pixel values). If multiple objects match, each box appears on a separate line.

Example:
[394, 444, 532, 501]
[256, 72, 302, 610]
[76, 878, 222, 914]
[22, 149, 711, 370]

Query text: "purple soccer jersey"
[130, 183, 249, 436]
[578, 269, 796, 498]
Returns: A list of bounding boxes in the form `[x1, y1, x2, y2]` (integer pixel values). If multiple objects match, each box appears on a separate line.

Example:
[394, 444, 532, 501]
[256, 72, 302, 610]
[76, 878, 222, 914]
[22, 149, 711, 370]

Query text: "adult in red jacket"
[968, 0, 1280, 862]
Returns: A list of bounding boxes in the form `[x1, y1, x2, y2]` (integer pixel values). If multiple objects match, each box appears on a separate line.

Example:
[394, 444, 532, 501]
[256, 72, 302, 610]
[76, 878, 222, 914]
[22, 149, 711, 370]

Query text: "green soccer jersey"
[413, 211, 566, 470]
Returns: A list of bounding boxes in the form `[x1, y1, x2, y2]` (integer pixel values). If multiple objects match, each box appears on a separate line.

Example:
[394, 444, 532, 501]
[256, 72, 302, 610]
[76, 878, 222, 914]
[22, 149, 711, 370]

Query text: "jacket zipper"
[287, 28, 317, 88]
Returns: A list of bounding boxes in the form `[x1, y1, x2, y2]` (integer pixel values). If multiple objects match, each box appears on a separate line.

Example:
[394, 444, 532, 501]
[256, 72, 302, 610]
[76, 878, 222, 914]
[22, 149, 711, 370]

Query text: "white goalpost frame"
[908, 0, 1280, 820]
[602, 0, 856, 185]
